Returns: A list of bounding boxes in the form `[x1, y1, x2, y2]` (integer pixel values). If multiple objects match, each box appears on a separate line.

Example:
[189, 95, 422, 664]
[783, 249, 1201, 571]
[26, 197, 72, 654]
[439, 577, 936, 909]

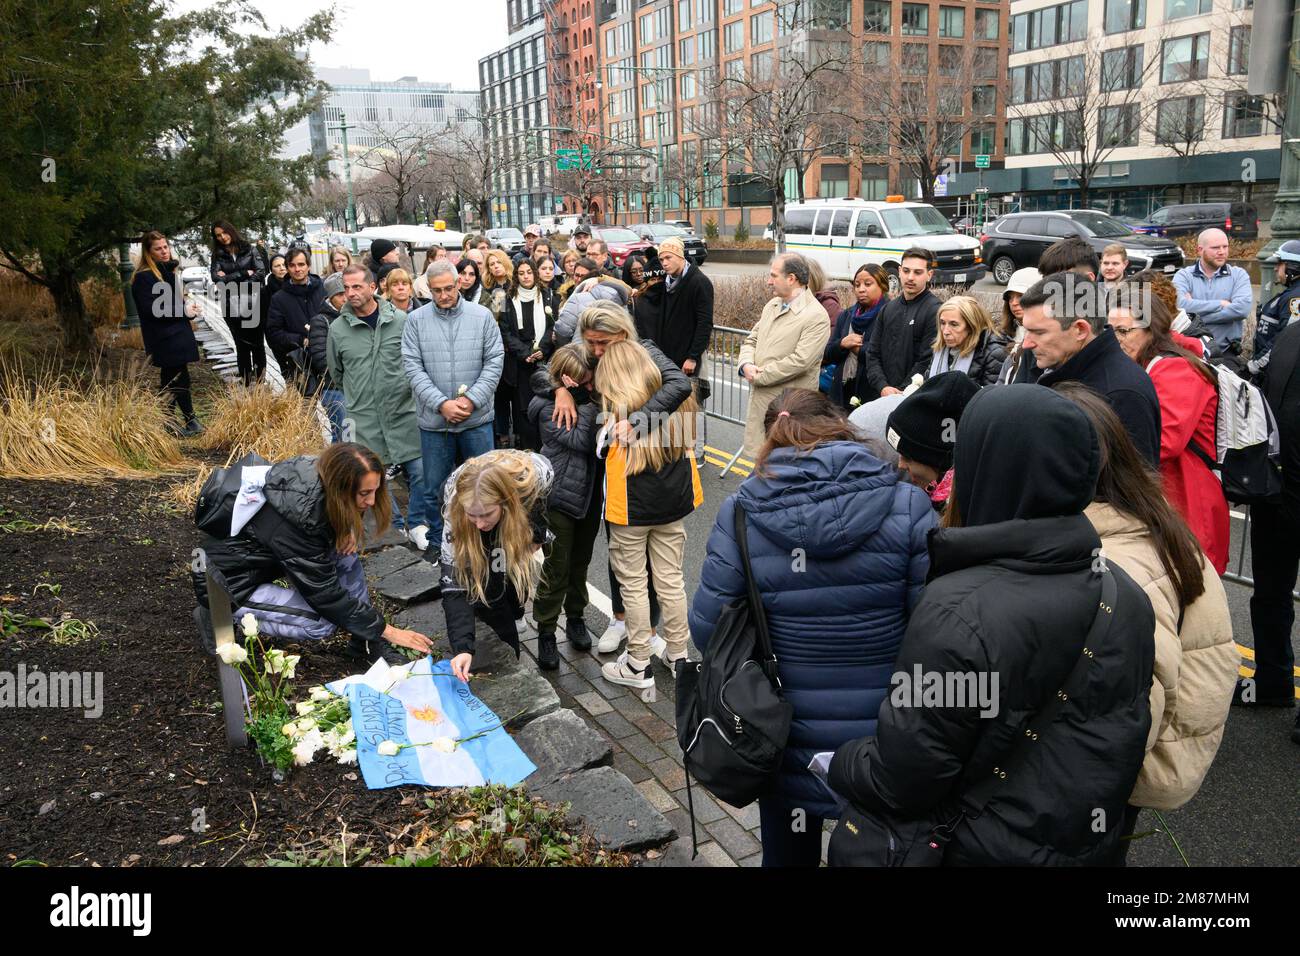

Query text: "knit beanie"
[658, 237, 686, 258]
[322, 272, 345, 298]
[369, 238, 397, 261]
[885, 371, 980, 471]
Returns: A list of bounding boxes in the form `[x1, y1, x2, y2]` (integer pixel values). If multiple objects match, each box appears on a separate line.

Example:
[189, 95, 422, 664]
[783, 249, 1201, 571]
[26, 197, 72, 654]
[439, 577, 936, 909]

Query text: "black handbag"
[828, 569, 1117, 867]
[676, 503, 793, 855]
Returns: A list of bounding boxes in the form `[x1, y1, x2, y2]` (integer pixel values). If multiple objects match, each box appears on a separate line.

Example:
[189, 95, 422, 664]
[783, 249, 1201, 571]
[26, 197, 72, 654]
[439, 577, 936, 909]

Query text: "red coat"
[1147, 356, 1229, 574]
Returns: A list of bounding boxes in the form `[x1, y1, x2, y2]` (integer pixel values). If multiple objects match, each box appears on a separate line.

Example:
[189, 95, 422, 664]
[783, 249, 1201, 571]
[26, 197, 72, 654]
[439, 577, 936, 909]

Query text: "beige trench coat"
[737, 288, 832, 456]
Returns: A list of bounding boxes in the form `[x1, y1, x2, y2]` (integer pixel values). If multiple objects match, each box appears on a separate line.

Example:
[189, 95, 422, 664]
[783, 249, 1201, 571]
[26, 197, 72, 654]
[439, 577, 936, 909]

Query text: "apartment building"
[479, 0, 560, 229]
[289, 68, 478, 179]
[953, 0, 1280, 218]
[584, 0, 1007, 230]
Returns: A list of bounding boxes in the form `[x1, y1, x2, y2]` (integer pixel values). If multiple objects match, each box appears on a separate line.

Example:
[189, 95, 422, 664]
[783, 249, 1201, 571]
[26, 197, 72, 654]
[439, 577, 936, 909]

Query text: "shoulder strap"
[732, 503, 778, 672]
[961, 569, 1117, 816]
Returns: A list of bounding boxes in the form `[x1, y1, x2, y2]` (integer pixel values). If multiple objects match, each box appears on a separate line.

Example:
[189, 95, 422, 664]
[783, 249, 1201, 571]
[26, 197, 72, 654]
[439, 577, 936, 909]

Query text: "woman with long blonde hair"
[595, 339, 702, 689]
[925, 295, 1008, 387]
[480, 249, 514, 315]
[440, 449, 555, 681]
[327, 245, 353, 276]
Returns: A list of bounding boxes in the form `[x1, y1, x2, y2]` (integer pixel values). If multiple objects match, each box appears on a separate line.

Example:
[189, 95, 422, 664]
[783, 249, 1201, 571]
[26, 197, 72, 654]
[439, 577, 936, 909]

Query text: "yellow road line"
[703, 455, 753, 479]
[1236, 643, 1300, 678]
[703, 445, 754, 469]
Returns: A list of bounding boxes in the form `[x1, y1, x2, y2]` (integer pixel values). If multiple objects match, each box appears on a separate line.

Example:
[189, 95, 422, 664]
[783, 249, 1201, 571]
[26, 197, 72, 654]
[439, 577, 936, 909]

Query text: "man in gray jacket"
[402, 259, 505, 545]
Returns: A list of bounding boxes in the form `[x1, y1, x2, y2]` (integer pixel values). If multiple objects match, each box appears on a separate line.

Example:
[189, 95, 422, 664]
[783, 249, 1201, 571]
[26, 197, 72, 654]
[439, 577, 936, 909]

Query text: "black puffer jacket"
[192, 456, 386, 643]
[829, 385, 1156, 866]
[527, 386, 601, 520]
[923, 330, 1010, 387]
[307, 300, 339, 391]
[210, 242, 268, 287]
[266, 274, 326, 361]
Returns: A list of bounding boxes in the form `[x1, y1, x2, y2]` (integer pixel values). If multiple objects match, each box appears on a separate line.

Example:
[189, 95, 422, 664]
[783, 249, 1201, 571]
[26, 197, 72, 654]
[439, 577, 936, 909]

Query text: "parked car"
[631, 222, 708, 265]
[981, 210, 1183, 285]
[590, 226, 654, 267]
[486, 227, 526, 255]
[771, 197, 985, 293]
[664, 219, 696, 234]
[1135, 202, 1259, 240]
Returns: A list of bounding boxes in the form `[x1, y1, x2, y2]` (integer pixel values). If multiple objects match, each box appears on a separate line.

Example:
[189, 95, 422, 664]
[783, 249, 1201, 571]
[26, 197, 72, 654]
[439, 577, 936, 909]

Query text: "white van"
[777, 197, 985, 292]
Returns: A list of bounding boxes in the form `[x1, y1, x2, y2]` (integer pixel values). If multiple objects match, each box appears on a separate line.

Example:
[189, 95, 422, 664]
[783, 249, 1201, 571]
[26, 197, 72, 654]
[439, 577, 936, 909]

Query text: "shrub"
[733, 221, 750, 243]
[704, 217, 719, 241]
[198, 382, 327, 463]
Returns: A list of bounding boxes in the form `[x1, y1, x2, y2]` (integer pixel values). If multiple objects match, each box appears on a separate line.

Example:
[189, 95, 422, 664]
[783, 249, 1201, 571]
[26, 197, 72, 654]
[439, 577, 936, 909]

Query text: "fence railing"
[703, 325, 752, 477]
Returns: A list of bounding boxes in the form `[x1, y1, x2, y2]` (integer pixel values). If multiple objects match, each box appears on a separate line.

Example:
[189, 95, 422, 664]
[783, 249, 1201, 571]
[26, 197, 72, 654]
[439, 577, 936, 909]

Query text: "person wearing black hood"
[210, 221, 269, 385]
[366, 238, 402, 287]
[828, 384, 1157, 866]
[266, 247, 327, 378]
[1020, 272, 1161, 467]
[885, 371, 980, 511]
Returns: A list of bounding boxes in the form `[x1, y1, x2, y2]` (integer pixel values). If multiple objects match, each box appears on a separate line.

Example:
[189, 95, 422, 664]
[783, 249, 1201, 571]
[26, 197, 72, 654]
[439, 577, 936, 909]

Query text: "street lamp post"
[327, 112, 360, 253]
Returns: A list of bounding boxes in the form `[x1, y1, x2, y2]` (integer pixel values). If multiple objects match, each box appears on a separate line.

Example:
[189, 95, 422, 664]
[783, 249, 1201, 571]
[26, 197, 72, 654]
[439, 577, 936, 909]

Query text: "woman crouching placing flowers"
[439, 449, 554, 682]
[194, 442, 433, 667]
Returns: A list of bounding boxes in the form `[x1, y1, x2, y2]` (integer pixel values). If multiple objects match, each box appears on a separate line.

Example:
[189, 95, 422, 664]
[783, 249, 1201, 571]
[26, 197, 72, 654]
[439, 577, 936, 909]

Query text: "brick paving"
[517, 608, 767, 866]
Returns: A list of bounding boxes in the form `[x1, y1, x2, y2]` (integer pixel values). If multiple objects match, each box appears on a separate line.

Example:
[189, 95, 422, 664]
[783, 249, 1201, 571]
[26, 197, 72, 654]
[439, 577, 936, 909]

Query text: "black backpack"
[675, 503, 793, 852]
[194, 451, 271, 537]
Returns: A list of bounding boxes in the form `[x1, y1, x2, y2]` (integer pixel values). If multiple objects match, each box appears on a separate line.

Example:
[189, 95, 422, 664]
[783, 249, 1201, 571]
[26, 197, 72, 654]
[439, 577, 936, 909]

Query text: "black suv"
[981, 210, 1183, 285]
[631, 222, 708, 265]
[1135, 201, 1259, 240]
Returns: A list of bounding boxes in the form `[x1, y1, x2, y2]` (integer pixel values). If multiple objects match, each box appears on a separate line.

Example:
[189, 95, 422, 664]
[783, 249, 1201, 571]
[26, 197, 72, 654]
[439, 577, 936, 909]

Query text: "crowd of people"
[130, 215, 1297, 867]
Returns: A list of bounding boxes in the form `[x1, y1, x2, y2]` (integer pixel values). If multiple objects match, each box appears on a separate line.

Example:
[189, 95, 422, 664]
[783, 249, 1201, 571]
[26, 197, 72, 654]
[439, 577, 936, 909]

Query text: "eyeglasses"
[1111, 326, 1137, 338]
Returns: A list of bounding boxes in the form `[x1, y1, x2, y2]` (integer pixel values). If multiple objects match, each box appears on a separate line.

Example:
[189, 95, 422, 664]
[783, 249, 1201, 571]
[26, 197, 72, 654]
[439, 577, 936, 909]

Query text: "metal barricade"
[1222, 509, 1300, 600]
[702, 325, 752, 478]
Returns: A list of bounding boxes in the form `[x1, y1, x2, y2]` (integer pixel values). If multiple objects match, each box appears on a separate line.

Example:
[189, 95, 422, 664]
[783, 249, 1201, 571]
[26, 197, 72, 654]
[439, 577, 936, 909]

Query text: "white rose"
[295, 701, 315, 716]
[282, 655, 300, 679]
[240, 613, 259, 639]
[296, 717, 317, 732]
[310, 686, 332, 702]
[293, 730, 324, 767]
[216, 642, 247, 666]
[377, 740, 401, 756]
[430, 736, 458, 753]
[281, 723, 298, 737]
[335, 747, 358, 766]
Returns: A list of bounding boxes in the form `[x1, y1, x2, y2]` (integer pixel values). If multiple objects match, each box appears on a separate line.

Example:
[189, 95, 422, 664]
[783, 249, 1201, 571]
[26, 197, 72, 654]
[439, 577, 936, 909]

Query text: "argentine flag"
[328, 657, 536, 790]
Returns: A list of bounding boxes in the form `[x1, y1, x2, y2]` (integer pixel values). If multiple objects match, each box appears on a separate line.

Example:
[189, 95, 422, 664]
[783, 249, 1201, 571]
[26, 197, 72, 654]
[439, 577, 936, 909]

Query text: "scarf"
[840, 297, 888, 385]
[927, 345, 976, 379]
[511, 286, 542, 349]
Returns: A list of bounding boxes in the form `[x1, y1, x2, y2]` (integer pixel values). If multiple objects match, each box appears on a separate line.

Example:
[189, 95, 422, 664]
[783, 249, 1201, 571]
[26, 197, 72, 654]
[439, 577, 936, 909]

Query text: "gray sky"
[175, 0, 508, 89]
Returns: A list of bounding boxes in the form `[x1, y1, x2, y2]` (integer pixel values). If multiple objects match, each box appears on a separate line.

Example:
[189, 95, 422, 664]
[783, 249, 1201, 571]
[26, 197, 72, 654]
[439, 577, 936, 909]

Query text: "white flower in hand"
[377, 739, 401, 756]
[216, 642, 247, 666]
[430, 736, 458, 753]
[457, 384, 468, 397]
[240, 613, 259, 639]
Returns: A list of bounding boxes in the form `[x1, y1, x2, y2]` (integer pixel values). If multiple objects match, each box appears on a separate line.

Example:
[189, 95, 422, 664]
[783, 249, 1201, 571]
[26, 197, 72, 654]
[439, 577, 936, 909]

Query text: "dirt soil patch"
[0, 475, 614, 867]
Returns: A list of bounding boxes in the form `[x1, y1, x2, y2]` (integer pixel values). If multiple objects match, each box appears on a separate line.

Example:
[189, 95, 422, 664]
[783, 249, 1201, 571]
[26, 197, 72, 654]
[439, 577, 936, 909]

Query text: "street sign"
[974, 186, 990, 193]
[556, 144, 599, 172]
[975, 154, 990, 169]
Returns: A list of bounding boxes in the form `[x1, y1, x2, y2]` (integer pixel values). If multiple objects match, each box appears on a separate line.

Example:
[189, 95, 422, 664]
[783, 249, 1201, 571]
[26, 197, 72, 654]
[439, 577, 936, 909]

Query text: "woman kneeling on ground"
[441, 449, 555, 682]
[192, 442, 433, 665]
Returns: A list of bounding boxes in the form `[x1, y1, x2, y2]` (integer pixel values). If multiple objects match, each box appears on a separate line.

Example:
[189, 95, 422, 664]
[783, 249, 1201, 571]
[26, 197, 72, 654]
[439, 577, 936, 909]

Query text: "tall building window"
[1228, 26, 1250, 76]
[1101, 44, 1144, 91]
[939, 6, 965, 38]
[724, 20, 744, 53]
[1099, 103, 1139, 147]
[974, 8, 998, 39]
[678, 0, 692, 30]
[902, 4, 929, 35]
[1155, 95, 1206, 144]
[1161, 34, 1209, 83]
[1104, 0, 1145, 34]
[863, 0, 890, 33]
[1164, 0, 1211, 19]
[1223, 92, 1266, 138]
[818, 163, 850, 198]
[751, 10, 773, 44]
[864, 40, 890, 67]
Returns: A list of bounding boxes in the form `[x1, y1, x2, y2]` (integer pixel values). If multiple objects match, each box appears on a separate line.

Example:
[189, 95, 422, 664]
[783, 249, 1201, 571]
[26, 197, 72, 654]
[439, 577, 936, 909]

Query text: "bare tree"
[353, 120, 439, 223]
[294, 177, 350, 230]
[437, 118, 495, 230]
[852, 43, 998, 203]
[1009, 29, 1162, 207]
[692, 27, 852, 252]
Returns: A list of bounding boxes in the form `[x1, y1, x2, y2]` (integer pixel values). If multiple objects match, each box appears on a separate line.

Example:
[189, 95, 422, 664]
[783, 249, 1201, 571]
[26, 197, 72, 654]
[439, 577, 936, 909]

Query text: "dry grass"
[96, 325, 145, 350]
[197, 383, 327, 462]
[1174, 236, 1263, 261]
[0, 358, 186, 480]
[0, 269, 126, 328]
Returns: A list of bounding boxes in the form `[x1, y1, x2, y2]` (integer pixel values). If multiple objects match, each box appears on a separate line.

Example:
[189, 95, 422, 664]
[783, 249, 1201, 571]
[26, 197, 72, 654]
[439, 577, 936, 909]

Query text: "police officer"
[1248, 239, 1300, 380]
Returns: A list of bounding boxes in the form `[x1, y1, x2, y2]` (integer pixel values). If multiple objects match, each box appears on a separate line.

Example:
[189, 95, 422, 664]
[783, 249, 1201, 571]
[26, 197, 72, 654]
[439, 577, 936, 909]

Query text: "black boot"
[565, 615, 592, 651]
[537, 631, 560, 671]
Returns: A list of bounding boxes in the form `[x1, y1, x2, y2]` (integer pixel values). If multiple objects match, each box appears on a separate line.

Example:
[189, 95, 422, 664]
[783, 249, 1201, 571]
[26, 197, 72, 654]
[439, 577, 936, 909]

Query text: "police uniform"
[1250, 276, 1300, 376]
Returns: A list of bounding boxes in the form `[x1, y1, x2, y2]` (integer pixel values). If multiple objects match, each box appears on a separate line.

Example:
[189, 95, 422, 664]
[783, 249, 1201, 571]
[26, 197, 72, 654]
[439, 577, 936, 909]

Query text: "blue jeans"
[420, 422, 495, 542]
[386, 456, 428, 532]
[321, 388, 347, 443]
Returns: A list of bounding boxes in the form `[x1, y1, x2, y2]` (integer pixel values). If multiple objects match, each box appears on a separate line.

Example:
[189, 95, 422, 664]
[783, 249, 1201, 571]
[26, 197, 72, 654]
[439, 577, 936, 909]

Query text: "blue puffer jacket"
[689, 441, 936, 818]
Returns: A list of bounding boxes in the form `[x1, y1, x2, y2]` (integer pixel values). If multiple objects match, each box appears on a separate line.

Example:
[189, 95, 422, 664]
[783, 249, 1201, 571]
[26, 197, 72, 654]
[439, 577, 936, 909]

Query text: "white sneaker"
[617, 635, 667, 666]
[405, 525, 430, 551]
[596, 619, 627, 653]
[601, 654, 654, 689]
